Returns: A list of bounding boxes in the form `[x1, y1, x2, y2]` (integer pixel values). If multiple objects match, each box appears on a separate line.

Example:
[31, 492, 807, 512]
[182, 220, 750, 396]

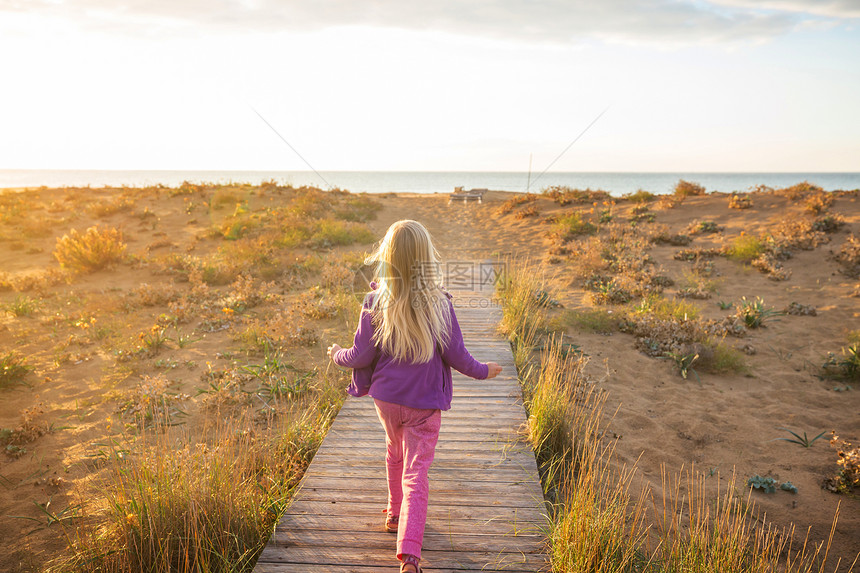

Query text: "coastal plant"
[674, 179, 707, 197]
[139, 325, 171, 355]
[693, 338, 749, 375]
[805, 191, 833, 214]
[550, 211, 597, 241]
[554, 308, 618, 335]
[825, 431, 860, 494]
[665, 351, 700, 381]
[625, 189, 655, 203]
[724, 234, 765, 262]
[541, 186, 610, 206]
[515, 204, 539, 219]
[717, 300, 733, 310]
[728, 192, 753, 209]
[833, 234, 860, 278]
[736, 297, 780, 328]
[0, 351, 31, 389]
[685, 220, 722, 235]
[500, 261, 848, 573]
[635, 294, 700, 322]
[54, 226, 127, 273]
[777, 428, 827, 448]
[747, 475, 778, 493]
[3, 294, 40, 317]
[497, 193, 537, 215]
[47, 406, 333, 573]
[774, 181, 823, 200]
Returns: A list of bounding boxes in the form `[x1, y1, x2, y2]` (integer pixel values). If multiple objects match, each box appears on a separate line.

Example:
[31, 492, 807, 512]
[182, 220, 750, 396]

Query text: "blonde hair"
[365, 220, 451, 364]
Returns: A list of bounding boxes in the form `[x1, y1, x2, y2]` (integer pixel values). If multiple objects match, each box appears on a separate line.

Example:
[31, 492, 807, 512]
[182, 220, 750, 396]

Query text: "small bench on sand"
[448, 187, 487, 205]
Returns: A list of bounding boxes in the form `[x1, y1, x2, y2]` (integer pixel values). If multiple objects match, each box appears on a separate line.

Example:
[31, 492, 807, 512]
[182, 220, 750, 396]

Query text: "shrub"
[774, 181, 822, 200]
[724, 234, 765, 262]
[833, 234, 860, 278]
[825, 431, 860, 494]
[557, 308, 618, 334]
[550, 211, 597, 241]
[674, 179, 706, 197]
[728, 193, 753, 209]
[54, 226, 126, 272]
[542, 186, 610, 206]
[636, 294, 700, 322]
[625, 189, 656, 203]
[497, 193, 537, 215]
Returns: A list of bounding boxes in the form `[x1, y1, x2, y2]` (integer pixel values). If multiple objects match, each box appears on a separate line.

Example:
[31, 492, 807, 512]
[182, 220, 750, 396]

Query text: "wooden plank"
[283, 500, 544, 524]
[296, 476, 545, 500]
[257, 546, 546, 570]
[267, 530, 543, 553]
[294, 487, 545, 509]
[274, 515, 545, 537]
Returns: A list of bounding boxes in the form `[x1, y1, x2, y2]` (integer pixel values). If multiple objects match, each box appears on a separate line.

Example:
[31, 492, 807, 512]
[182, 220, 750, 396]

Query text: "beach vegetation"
[499, 261, 846, 573]
[497, 193, 537, 215]
[777, 428, 827, 449]
[826, 432, 860, 495]
[685, 220, 723, 235]
[516, 204, 540, 219]
[624, 189, 656, 203]
[550, 211, 597, 241]
[635, 293, 700, 322]
[673, 179, 707, 197]
[805, 191, 834, 214]
[773, 181, 823, 200]
[728, 192, 753, 209]
[736, 297, 780, 329]
[3, 294, 40, 317]
[554, 307, 618, 334]
[724, 234, 766, 262]
[54, 226, 127, 273]
[0, 351, 31, 389]
[542, 186, 611, 206]
[833, 234, 860, 278]
[666, 350, 700, 380]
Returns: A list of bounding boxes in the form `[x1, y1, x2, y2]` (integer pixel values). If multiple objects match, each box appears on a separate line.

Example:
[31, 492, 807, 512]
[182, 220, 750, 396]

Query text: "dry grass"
[499, 262, 852, 573]
[54, 226, 127, 273]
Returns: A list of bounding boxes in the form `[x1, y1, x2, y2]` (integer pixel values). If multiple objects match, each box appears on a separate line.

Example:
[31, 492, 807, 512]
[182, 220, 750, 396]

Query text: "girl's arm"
[330, 300, 377, 369]
[441, 299, 493, 379]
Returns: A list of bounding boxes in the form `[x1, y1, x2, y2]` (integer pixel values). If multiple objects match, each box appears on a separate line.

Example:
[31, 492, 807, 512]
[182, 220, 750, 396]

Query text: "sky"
[0, 0, 858, 172]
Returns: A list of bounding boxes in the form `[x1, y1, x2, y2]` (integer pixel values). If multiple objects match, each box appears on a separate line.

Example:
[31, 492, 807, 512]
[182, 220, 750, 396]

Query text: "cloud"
[2, 0, 854, 44]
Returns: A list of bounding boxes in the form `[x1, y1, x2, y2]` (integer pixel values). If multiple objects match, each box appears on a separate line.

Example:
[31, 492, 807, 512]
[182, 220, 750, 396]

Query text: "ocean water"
[1, 169, 859, 196]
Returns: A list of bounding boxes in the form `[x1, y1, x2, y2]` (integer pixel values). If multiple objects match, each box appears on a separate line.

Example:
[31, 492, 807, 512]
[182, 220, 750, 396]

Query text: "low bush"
[724, 234, 765, 262]
[54, 226, 126, 272]
[674, 179, 707, 197]
[549, 211, 597, 241]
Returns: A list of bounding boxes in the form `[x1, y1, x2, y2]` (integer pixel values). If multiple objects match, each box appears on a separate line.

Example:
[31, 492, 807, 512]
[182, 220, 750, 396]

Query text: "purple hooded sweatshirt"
[333, 283, 489, 411]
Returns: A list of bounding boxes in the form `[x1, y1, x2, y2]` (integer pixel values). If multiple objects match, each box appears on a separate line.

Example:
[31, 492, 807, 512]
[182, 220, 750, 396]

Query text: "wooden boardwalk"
[254, 274, 548, 572]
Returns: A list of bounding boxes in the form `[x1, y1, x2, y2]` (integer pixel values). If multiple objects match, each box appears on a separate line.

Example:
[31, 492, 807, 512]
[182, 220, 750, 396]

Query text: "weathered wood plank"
[257, 546, 546, 570]
[267, 530, 543, 553]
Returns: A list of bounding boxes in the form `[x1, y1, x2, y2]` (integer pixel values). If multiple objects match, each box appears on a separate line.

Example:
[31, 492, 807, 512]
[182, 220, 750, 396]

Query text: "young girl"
[327, 220, 502, 573]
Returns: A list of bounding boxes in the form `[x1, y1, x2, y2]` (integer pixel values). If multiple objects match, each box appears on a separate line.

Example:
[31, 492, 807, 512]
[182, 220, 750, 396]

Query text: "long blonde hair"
[365, 220, 451, 364]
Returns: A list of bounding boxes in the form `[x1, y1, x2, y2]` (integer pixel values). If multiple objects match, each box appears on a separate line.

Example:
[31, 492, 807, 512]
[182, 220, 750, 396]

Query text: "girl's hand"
[327, 344, 342, 360]
[485, 362, 502, 379]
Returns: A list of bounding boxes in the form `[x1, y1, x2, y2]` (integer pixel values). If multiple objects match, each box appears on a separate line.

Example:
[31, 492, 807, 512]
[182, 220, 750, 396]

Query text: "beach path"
[253, 264, 548, 572]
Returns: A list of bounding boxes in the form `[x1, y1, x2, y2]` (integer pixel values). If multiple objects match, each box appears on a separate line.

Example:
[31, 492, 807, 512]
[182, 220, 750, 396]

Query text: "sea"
[1, 169, 859, 197]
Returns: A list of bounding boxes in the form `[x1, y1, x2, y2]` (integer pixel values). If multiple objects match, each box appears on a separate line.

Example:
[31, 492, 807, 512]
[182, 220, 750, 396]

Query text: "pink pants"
[373, 398, 442, 560]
